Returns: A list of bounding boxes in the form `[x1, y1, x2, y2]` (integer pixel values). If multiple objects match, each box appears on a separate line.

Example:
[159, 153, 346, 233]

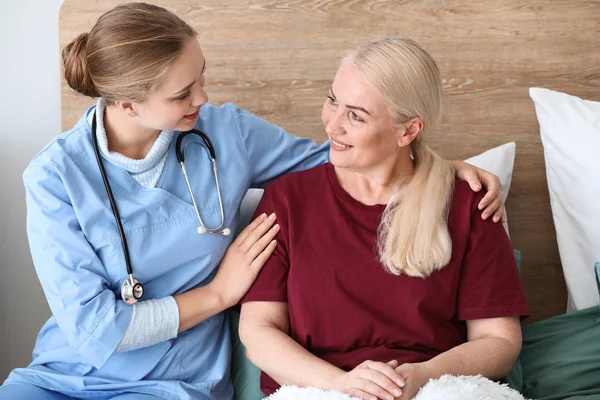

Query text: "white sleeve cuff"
[115, 296, 180, 353]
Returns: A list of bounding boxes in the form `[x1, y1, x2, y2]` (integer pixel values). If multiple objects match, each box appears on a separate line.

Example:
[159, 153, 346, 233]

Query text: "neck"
[104, 105, 161, 160]
[335, 149, 415, 205]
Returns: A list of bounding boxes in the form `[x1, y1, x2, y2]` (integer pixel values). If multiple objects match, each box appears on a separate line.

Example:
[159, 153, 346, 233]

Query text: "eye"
[327, 95, 338, 106]
[176, 90, 191, 101]
[349, 111, 363, 122]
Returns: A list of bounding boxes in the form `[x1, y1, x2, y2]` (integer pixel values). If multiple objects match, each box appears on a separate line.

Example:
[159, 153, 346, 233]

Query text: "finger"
[249, 240, 277, 273]
[356, 376, 399, 400]
[234, 213, 267, 244]
[492, 210, 505, 223]
[359, 369, 403, 399]
[239, 213, 276, 251]
[464, 171, 482, 192]
[247, 223, 280, 260]
[477, 189, 496, 211]
[477, 176, 502, 209]
[367, 361, 404, 387]
[482, 198, 503, 220]
[365, 361, 405, 388]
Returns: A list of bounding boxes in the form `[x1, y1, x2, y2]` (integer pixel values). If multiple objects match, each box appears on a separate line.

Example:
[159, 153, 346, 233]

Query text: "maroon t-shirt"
[241, 163, 529, 395]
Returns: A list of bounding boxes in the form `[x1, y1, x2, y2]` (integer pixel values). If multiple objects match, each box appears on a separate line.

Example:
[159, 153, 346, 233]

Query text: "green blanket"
[508, 262, 600, 400]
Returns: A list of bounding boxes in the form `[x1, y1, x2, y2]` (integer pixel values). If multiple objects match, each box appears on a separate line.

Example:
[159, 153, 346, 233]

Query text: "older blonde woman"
[239, 37, 528, 400]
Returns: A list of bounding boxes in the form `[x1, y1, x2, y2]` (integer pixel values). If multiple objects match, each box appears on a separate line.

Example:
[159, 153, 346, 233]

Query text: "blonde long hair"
[345, 37, 455, 278]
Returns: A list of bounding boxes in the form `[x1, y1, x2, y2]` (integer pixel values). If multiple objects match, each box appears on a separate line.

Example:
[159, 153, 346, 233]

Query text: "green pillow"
[230, 310, 264, 400]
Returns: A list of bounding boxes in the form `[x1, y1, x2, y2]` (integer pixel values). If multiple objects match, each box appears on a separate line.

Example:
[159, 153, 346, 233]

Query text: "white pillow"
[238, 188, 265, 233]
[464, 142, 516, 234]
[239, 143, 516, 235]
[530, 87, 600, 311]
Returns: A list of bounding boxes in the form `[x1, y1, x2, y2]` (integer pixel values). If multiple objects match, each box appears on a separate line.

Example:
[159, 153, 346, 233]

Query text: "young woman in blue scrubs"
[0, 3, 505, 399]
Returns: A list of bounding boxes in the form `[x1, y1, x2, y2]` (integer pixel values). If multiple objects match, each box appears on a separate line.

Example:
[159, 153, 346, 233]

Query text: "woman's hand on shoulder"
[450, 160, 505, 223]
[208, 213, 279, 308]
[333, 360, 405, 400]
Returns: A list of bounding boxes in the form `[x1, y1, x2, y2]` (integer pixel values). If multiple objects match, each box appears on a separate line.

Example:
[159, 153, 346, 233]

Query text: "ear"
[397, 117, 423, 147]
[114, 101, 137, 117]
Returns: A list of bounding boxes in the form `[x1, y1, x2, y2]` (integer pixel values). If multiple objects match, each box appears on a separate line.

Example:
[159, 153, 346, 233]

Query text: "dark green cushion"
[513, 249, 521, 271]
[230, 310, 264, 400]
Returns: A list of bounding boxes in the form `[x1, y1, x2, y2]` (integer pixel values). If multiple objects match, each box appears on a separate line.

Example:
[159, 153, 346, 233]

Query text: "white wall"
[0, 0, 64, 381]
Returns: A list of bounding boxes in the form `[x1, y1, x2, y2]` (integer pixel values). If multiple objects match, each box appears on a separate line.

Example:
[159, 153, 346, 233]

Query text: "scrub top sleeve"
[227, 104, 330, 188]
[457, 192, 530, 321]
[23, 164, 133, 369]
[241, 188, 289, 303]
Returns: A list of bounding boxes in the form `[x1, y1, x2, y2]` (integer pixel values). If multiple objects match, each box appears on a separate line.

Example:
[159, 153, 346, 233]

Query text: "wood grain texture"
[60, 0, 600, 322]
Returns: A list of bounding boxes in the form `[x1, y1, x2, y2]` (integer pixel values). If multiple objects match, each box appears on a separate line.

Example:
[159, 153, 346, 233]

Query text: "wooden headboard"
[60, 0, 600, 322]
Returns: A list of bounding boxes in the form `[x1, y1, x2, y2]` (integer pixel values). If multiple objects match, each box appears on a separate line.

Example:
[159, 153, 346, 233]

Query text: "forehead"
[156, 38, 204, 93]
[332, 62, 387, 113]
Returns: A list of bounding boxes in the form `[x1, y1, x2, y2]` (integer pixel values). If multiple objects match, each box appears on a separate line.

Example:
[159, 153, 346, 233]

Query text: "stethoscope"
[91, 113, 230, 304]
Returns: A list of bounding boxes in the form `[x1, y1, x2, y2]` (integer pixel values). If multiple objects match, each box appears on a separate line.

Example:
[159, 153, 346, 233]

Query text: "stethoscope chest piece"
[121, 275, 144, 305]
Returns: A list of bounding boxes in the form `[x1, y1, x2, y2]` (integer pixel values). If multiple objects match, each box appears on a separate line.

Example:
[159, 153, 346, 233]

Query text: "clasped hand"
[334, 360, 431, 400]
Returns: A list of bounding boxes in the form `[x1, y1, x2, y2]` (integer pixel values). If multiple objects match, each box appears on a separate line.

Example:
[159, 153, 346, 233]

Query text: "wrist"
[173, 282, 229, 334]
[205, 281, 230, 310]
[324, 369, 347, 392]
[419, 360, 441, 381]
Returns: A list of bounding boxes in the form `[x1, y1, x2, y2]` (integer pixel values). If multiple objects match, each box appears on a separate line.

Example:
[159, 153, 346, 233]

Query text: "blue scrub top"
[4, 103, 329, 399]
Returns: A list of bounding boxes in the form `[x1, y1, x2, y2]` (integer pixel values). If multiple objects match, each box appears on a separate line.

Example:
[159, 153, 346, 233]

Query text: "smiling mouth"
[183, 109, 199, 120]
[331, 138, 352, 148]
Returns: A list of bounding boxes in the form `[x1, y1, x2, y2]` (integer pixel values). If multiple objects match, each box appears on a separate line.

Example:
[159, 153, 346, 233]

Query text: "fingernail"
[397, 379, 405, 387]
[478, 203, 484, 210]
[393, 389, 402, 396]
[482, 212, 489, 219]
[493, 215, 500, 222]
[272, 224, 280, 231]
[259, 213, 267, 219]
[268, 213, 276, 220]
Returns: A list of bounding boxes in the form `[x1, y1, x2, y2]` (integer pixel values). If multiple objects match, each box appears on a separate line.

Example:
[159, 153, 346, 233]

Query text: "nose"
[325, 109, 345, 137]
[191, 79, 209, 107]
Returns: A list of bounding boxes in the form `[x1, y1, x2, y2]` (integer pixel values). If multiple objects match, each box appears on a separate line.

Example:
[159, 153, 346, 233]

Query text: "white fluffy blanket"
[266, 374, 526, 400]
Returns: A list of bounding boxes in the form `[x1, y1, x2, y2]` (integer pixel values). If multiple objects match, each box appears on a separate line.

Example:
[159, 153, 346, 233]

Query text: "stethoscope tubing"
[91, 112, 229, 303]
[91, 113, 134, 276]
